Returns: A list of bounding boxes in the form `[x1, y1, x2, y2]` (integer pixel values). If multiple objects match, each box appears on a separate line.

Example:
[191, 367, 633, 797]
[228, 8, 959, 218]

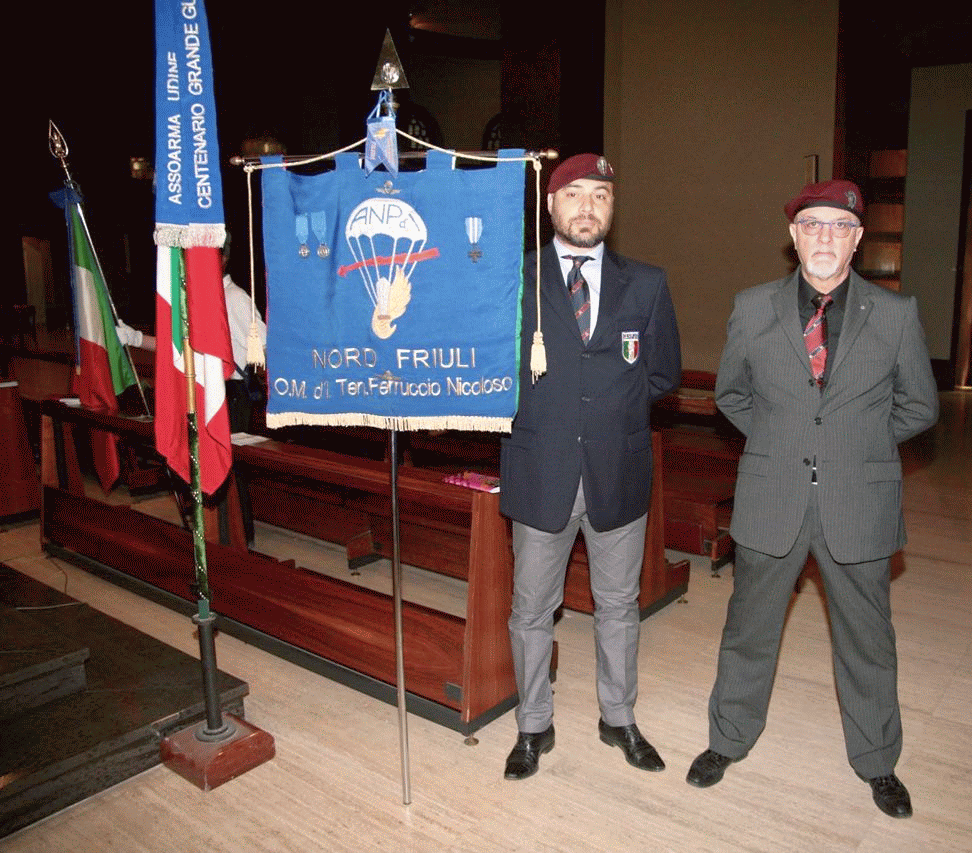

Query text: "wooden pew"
[39, 400, 689, 733]
[0, 380, 40, 519]
[241, 433, 687, 620]
[38, 399, 520, 734]
[654, 370, 744, 572]
[11, 350, 164, 494]
[661, 428, 743, 574]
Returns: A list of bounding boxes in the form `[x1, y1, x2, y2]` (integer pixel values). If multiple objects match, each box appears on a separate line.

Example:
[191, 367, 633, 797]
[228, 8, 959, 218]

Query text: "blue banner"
[154, 0, 225, 247]
[262, 150, 525, 431]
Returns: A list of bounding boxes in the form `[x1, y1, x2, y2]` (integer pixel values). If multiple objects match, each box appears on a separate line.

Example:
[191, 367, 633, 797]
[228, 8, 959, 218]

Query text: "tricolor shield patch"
[621, 331, 640, 364]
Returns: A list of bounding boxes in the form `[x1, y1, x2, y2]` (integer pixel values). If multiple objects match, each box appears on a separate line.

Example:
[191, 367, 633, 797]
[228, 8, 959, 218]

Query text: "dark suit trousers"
[708, 487, 902, 779]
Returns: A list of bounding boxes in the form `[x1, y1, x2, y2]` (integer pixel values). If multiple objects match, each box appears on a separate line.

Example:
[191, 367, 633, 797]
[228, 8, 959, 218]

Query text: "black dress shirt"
[798, 273, 848, 387]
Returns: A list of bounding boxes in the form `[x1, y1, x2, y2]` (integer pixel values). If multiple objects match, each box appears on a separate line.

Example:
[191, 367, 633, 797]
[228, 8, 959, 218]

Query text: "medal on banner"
[311, 211, 329, 258]
[295, 213, 310, 258]
[465, 217, 483, 262]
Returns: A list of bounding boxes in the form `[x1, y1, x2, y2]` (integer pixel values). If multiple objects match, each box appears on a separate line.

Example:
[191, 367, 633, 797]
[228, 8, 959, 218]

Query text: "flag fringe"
[266, 412, 512, 433]
[154, 223, 227, 249]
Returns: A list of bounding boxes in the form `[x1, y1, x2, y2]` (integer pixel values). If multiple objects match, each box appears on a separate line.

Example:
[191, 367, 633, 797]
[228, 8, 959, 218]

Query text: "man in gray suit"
[686, 180, 938, 818]
[500, 154, 681, 779]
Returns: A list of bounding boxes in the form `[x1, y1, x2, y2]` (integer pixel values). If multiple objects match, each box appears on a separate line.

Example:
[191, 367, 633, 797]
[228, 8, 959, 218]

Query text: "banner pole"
[178, 250, 232, 740]
[157, 245, 274, 790]
[388, 428, 411, 805]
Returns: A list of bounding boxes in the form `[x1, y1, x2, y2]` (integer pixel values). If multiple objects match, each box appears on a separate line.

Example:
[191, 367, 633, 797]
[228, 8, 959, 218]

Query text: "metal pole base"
[195, 719, 238, 742]
[161, 713, 275, 791]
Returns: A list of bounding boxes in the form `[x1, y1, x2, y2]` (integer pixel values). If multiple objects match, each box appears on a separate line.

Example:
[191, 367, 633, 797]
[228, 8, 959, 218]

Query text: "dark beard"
[556, 219, 605, 249]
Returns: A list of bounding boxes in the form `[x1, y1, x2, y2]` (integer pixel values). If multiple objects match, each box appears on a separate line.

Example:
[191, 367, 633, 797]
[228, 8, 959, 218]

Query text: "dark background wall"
[14, 2, 972, 371]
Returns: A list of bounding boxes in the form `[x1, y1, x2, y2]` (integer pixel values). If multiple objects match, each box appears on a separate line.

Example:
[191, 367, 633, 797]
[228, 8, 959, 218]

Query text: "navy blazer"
[500, 243, 681, 532]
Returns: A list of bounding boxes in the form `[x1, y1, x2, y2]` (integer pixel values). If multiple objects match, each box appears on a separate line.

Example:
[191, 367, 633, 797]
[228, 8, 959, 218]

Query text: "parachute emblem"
[339, 196, 439, 339]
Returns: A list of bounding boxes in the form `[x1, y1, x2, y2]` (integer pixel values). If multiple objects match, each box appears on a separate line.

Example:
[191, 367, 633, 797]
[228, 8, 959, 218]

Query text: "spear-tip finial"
[49, 120, 69, 163]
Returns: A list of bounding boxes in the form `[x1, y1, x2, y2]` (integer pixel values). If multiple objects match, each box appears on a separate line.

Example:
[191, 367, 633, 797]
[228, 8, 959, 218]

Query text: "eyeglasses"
[796, 217, 860, 238]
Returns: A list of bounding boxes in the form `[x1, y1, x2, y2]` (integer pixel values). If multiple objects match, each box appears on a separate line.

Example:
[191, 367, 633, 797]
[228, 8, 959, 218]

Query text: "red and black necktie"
[804, 293, 833, 387]
[566, 255, 592, 343]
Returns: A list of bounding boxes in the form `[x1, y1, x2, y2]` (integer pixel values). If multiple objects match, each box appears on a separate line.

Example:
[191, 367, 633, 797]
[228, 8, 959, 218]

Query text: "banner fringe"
[266, 412, 512, 433]
[154, 223, 227, 249]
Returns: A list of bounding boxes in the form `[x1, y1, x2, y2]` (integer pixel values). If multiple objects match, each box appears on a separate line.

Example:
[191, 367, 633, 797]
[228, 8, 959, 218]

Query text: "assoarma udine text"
[164, 0, 214, 210]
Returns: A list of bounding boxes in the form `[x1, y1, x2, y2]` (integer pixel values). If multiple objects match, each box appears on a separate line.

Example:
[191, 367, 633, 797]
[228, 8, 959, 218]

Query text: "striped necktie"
[804, 293, 833, 387]
[566, 255, 592, 343]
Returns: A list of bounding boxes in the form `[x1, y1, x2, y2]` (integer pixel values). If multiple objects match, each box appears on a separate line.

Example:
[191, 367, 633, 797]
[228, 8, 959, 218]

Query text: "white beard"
[804, 253, 843, 281]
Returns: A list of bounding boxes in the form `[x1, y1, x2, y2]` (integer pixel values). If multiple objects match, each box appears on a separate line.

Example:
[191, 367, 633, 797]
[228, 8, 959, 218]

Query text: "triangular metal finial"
[371, 29, 409, 90]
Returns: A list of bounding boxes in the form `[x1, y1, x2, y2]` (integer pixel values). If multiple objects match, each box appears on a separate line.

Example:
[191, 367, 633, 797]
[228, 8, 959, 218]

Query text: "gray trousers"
[708, 486, 902, 779]
[509, 482, 647, 733]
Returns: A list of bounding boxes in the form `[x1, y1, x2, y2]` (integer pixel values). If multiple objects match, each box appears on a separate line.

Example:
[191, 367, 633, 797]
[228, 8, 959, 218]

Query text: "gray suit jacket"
[715, 269, 938, 563]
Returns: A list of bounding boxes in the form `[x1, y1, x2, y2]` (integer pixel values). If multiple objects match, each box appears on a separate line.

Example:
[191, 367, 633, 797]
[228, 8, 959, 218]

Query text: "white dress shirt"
[553, 236, 605, 335]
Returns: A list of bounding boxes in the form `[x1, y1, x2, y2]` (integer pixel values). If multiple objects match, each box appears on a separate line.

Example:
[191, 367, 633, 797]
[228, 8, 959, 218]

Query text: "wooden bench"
[0, 381, 40, 519]
[651, 369, 743, 573]
[9, 351, 164, 493]
[39, 401, 688, 734]
[39, 400, 518, 735]
[241, 432, 686, 620]
[661, 425, 743, 574]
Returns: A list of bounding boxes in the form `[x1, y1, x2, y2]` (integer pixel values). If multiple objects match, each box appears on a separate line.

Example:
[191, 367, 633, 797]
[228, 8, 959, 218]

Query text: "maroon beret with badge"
[547, 153, 615, 195]
[784, 179, 864, 221]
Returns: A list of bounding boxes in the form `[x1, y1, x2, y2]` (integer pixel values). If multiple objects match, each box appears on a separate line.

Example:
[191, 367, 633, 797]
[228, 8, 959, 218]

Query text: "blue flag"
[154, 0, 225, 248]
[153, 0, 234, 495]
[261, 150, 526, 431]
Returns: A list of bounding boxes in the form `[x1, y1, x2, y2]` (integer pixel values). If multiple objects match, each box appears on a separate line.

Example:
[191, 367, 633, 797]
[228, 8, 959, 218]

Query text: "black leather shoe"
[869, 774, 912, 818]
[686, 749, 736, 788]
[504, 725, 555, 780]
[598, 719, 665, 772]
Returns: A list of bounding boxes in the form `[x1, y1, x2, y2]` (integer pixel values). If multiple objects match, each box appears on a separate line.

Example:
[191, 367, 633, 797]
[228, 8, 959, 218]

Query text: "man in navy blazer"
[687, 180, 938, 819]
[500, 154, 681, 779]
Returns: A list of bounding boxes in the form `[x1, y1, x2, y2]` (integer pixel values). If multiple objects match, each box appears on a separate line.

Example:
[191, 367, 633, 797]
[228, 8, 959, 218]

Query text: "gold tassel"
[530, 330, 546, 383]
[246, 321, 265, 367]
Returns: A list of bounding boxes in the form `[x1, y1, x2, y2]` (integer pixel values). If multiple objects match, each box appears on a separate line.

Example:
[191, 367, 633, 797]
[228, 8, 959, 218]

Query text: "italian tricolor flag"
[68, 203, 137, 490]
[154, 244, 233, 496]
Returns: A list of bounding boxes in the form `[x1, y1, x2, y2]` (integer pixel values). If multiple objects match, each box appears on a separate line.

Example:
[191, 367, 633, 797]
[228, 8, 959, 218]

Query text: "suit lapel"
[827, 270, 872, 380]
[770, 271, 811, 378]
[539, 243, 583, 341]
[589, 250, 624, 348]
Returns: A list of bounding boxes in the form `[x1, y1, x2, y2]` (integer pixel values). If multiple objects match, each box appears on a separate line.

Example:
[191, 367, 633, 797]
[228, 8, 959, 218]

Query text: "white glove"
[115, 321, 143, 348]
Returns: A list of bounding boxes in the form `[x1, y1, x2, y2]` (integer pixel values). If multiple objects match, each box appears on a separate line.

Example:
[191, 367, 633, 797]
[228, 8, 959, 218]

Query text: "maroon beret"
[784, 179, 864, 221]
[547, 153, 615, 195]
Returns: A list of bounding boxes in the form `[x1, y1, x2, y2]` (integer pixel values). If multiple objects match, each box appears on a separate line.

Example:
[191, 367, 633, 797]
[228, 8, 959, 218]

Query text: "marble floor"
[0, 566, 248, 838]
[0, 392, 969, 852]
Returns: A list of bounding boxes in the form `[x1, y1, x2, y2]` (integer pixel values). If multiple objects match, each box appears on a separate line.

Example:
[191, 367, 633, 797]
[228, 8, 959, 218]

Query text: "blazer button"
[815, 417, 822, 425]
[808, 378, 815, 386]
[803, 458, 811, 466]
